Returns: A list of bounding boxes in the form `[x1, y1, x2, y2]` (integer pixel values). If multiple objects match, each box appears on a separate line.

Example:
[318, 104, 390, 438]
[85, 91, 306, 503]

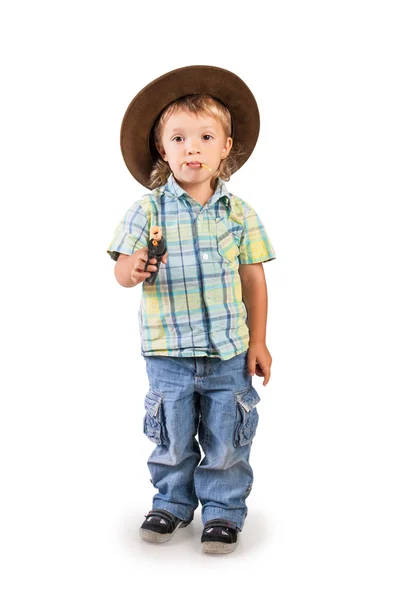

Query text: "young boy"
[107, 66, 276, 554]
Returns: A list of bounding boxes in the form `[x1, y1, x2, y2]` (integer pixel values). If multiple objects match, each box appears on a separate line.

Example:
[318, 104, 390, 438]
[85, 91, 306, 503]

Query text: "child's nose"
[187, 143, 200, 155]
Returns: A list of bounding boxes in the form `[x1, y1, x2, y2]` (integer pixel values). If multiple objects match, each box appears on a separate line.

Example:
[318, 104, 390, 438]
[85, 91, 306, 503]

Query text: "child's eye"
[171, 134, 213, 142]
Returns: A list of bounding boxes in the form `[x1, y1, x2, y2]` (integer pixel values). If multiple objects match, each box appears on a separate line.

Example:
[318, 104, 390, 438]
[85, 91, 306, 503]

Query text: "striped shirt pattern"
[107, 173, 276, 360]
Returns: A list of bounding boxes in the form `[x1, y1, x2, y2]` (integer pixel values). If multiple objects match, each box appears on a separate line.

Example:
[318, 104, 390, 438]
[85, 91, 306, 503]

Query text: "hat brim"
[120, 65, 260, 188]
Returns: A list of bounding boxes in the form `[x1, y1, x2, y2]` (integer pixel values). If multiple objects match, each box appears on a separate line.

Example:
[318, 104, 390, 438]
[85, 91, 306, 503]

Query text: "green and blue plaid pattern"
[107, 174, 276, 360]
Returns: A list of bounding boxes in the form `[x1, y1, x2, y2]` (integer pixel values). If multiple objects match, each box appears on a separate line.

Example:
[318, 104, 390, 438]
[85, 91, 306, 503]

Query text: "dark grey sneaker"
[201, 519, 239, 554]
[139, 509, 192, 543]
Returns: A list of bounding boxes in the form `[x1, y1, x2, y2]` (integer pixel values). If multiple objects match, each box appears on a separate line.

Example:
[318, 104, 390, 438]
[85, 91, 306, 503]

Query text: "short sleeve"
[239, 205, 276, 264]
[107, 202, 149, 261]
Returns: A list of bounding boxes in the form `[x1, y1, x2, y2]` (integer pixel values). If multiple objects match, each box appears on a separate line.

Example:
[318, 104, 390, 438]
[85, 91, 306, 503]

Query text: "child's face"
[157, 110, 232, 187]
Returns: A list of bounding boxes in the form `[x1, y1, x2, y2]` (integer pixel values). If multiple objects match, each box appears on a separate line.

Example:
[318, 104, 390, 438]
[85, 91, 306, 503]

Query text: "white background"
[1, 0, 399, 598]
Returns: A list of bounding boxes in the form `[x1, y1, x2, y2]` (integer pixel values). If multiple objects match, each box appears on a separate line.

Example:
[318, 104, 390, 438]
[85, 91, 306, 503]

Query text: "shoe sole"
[139, 520, 190, 543]
[201, 540, 238, 554]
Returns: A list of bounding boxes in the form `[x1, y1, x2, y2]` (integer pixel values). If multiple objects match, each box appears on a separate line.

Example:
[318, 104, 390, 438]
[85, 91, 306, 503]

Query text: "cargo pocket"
[233, 386, 260, 447]
[216, 218, 240, 263]
[143, 389, 168, 446]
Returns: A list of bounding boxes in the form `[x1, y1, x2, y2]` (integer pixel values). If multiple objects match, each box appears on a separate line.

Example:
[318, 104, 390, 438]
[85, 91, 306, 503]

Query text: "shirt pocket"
[215, 218, 241, 263]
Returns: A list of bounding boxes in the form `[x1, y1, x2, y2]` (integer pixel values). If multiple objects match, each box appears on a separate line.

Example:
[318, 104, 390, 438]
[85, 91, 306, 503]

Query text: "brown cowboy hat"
[120, 65, 260, 188]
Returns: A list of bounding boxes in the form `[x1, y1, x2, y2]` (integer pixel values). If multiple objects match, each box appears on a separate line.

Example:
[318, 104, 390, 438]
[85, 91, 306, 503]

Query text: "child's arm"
[239, 263, 268, 342]
[239, 263, 272, 386]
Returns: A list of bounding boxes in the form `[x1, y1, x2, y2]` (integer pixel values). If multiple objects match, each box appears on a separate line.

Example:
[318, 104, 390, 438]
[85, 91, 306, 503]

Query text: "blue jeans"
[142, 349, 261, 531]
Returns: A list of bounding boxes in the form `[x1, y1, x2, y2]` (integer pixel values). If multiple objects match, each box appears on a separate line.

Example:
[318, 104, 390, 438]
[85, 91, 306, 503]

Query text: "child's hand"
[247, 342, 272, 386]
[130, 249, 159, 285]
[130, 249, 168, 285]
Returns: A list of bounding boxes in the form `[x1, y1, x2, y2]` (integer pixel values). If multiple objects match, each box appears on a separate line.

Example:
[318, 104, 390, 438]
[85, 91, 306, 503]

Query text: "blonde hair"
[148, 94, 244, 191]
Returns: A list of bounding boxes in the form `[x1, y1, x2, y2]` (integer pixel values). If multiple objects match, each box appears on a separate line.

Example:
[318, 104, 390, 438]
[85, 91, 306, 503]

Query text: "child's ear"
[156, 144, 167, 162]
[222, 137, 233, 159]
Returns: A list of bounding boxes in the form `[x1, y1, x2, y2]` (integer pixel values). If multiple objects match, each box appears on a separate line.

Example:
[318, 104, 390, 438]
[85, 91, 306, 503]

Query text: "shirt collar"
[163, 173, 231, 210]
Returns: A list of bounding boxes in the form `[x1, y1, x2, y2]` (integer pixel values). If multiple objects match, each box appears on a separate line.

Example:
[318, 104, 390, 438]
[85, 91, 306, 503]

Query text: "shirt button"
[202, 253, 209, 260]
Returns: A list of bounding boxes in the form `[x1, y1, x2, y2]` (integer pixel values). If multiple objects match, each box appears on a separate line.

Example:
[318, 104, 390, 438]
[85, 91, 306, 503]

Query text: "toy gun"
[144, 226, 167, 285]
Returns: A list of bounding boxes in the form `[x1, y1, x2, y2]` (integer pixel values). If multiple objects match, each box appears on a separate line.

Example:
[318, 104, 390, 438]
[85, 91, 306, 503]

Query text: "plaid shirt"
[107, 174, 276, 360]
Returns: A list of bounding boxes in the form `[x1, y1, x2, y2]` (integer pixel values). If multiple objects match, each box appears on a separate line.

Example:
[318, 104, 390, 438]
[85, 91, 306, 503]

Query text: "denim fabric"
[142, 349, 261, 531]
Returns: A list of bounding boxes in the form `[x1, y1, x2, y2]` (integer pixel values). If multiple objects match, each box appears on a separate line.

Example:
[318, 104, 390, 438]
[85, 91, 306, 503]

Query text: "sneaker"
[139, 509, 191, 543]
[201, 519, 239, 554]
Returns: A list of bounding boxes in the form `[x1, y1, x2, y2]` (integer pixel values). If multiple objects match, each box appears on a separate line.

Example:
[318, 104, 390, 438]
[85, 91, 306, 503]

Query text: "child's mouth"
[182, 162, 212, 171]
